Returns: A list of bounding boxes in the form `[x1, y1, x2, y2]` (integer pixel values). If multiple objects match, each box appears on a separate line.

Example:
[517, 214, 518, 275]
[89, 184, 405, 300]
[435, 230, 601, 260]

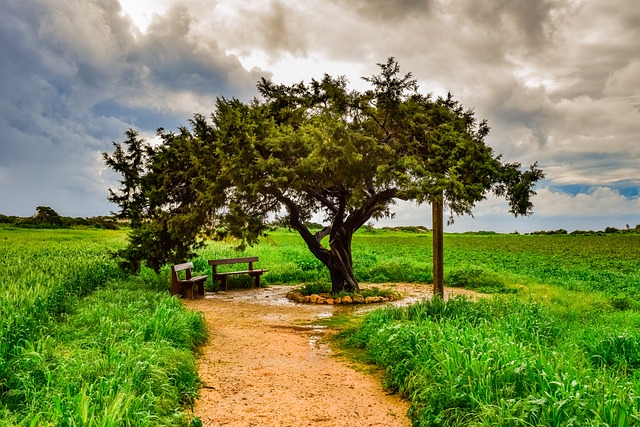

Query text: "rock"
[287, 291, 304, 301]
[326, 298, 334, 305]
[316, 297, 326, 304]
[309, 294, 320, 303]
[303, 296, 311, 303]
[294, 295, 306, 303]
[352, 294, 365, 304]
[365, 296, 384, 304]
[341, 295, 352, 304]
[334, 297, 342, 304]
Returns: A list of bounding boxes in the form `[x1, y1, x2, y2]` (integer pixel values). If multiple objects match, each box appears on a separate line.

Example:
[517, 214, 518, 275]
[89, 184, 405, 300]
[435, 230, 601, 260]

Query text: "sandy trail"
[183, 284, 475, 427]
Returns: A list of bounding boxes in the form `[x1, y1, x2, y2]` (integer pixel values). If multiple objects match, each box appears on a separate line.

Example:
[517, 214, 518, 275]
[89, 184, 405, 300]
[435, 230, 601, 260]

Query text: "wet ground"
[182, 283, 478, 426]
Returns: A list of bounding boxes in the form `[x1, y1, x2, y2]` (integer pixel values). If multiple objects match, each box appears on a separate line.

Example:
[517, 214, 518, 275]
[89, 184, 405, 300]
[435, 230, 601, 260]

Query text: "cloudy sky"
[1, 0, 638, 232]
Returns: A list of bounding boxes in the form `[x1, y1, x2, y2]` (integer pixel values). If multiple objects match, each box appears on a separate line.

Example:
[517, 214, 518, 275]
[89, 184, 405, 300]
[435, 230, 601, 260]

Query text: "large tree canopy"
[104, 58, 543, 293]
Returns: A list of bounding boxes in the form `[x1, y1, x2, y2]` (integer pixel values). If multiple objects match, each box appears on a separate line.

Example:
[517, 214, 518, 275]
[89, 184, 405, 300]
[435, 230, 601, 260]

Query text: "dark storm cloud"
[0, 0, 267, 216]
[336, 0, 434, 22]
[134, 4, 263, 97]
[204, 0, 311, 59]
[461, 0, 555, 50]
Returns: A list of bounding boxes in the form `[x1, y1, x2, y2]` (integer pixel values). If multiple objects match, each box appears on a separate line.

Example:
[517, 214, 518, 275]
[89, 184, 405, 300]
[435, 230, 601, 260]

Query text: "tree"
[33, 206, 63, 228]
[104, 58, 543, 293]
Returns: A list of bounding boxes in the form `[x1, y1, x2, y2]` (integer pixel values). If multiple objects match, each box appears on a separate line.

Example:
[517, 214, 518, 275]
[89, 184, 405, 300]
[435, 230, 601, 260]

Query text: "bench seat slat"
[213, 269, 268, 276]
[208, 257, 259, 266]
[182, 275, 208, 283]
[208, 257, 267, 290]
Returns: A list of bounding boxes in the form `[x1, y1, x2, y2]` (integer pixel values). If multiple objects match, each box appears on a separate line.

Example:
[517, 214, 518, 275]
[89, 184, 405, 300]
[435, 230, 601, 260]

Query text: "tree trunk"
[326, 233, 359, 294]
[286, 215, 360, 294]
[432, 192, 444, 298]
[277, 189, 391, 295]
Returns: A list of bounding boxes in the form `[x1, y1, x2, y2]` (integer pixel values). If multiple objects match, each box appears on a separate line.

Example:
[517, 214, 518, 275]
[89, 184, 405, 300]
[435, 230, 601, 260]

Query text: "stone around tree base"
[286, 291, 393, 305]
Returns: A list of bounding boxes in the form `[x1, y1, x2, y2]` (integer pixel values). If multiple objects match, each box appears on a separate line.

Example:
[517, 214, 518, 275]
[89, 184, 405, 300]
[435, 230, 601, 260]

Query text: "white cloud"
[534, 187, 640, 218]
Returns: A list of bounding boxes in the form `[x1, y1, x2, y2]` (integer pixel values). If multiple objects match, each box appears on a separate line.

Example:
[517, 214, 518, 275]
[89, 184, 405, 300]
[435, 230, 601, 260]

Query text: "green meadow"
[0, 227, 205, 426]
[2, 225, 640, 425]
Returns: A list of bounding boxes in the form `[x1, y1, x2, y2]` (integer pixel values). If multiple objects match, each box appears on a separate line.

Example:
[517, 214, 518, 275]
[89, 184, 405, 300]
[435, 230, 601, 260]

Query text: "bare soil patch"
[182, 283, 478, 427]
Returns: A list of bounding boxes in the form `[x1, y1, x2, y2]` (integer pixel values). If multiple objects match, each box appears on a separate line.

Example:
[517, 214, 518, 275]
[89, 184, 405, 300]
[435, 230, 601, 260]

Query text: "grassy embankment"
[0, 226, 206, 426]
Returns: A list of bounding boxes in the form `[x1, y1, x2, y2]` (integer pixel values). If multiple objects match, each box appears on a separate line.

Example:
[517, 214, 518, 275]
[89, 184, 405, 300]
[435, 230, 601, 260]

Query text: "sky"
[1, 0, 638, 233]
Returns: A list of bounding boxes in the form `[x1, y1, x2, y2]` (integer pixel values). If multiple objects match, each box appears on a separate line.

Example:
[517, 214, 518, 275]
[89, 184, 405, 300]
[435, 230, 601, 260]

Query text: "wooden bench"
[171, 262, 207, 299]
[208, 257, 268, 290]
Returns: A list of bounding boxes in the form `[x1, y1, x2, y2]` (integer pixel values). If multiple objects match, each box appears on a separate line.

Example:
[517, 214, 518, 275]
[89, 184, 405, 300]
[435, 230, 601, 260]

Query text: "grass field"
[0, 226, 206, 426]
[199, 229, 640, 305]
[2, 225, 639, 426]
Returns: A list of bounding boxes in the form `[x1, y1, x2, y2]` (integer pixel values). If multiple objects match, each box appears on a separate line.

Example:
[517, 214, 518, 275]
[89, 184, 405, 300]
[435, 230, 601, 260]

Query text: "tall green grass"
[347, 297, 640, 426]
[1, 228, 124, 371]
[0, 227, 206, 426]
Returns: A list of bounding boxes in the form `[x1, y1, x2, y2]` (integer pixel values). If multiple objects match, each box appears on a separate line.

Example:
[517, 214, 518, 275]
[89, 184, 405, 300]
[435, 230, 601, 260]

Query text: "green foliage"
[0, 208, 119, 230]
[295, 282, 398, 300]
[33, 206, 63, 227]
[103, 128, 212, 273]
[4, 287, 205, 426]
[529, 228, 568, 235]
[580, 324, 640, 371]
[298, 282, 332, 295]
[443, 233, 640, 298]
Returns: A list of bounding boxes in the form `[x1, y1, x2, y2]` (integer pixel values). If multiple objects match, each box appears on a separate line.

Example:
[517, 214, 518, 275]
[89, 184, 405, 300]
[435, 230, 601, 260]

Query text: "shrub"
[445, 267, 513, 293]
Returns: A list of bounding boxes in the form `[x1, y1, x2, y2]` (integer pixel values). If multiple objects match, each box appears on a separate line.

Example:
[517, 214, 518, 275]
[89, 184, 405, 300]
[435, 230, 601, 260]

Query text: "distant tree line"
[0, 206, 119, 229]
[1, 206, 635, 237]
[526, 224, 640, 235]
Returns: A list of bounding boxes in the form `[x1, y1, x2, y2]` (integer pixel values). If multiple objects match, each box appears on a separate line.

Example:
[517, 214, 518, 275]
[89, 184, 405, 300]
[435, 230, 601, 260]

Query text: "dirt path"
[183, 284, 476, 427]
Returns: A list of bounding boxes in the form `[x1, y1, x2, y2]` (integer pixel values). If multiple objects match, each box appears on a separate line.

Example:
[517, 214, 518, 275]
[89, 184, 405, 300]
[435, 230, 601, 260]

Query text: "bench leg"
[197, 280, 205, 298]
[253, 275, 261, 288]
[184, 285, 194, 300]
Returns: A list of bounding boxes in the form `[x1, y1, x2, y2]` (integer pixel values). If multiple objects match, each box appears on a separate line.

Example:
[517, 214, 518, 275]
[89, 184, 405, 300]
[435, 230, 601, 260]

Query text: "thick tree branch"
[315, 226, 332, 241]
[274, 191, 330, 263]
[344, 187, 398, 232]
[329, 190, 347, 243]
[306, 189, 339, 214]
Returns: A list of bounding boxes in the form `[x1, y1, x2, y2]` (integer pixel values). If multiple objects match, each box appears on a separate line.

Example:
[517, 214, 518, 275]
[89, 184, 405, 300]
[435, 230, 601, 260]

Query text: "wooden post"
[432, 192, 444, 299]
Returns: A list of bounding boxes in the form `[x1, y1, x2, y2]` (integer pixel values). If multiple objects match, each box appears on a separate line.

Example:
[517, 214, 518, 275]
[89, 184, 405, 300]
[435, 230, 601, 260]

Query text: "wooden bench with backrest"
[208, 257, 268, 290]
[171, 262, 208, 299]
